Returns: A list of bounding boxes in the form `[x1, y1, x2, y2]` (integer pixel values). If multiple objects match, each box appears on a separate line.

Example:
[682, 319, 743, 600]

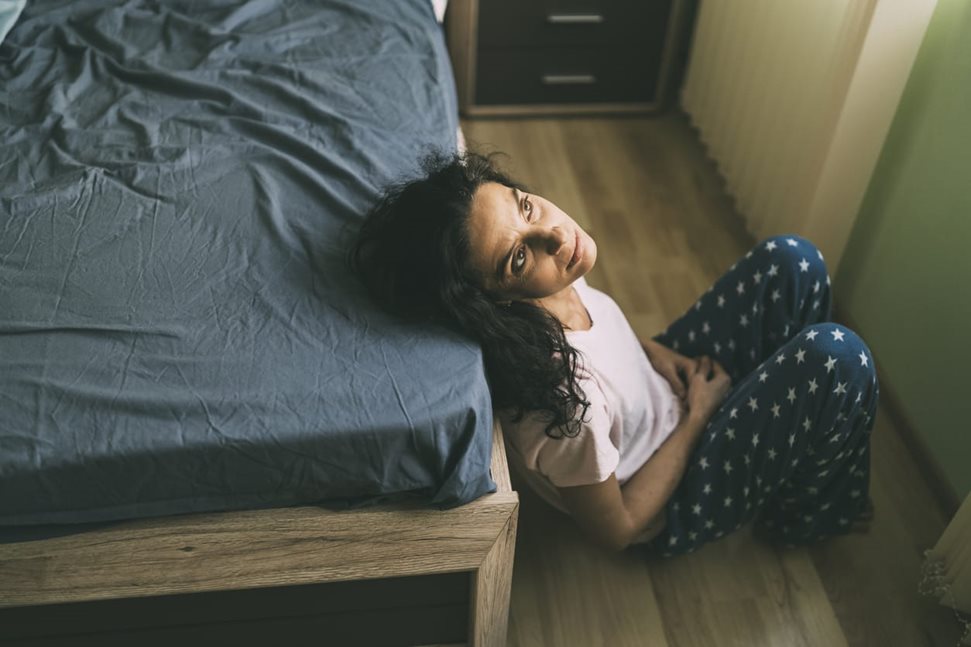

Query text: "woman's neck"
[532, 285, 592, 332]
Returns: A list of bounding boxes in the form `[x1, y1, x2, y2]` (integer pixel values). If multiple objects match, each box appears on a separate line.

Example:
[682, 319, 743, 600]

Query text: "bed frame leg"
[468, 502, 519, 647]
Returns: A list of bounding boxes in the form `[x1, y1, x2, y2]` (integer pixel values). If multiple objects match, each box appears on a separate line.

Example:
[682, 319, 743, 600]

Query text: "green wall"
[836, 0, 971, 499]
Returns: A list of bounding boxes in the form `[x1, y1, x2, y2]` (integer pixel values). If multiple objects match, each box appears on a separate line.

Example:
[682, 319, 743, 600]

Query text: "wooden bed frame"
[0, 420, 519, 646]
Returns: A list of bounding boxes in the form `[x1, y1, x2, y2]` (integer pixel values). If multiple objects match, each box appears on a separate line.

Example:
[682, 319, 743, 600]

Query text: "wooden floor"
[461, 112, 963, 647]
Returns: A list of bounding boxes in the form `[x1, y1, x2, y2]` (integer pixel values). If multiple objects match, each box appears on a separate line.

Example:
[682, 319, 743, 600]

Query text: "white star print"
[759, 371, 769, 383]
[767, 448, 778, 460]
[717, 294, 725, 307]
[730, 407, 738, 419]
[859, 351, 868, 366]
[669, 536, 679, 546]
[751, 302, 758, 315]
[771, 403, 781, 418]
[689, 330, 696, 341]
[795, 348, 806, 364]
[831, 328, 845, 342]
[766, 241, 778, 251]
[692, 504, 702, 515]
[703, 483, 712, 495]
[747, 397, 758, 412]
[736, 281, 745, 295]
[786, 238, 799, 247]
[740, 314, 749, 327]
[703, 322, 711, 334]
[799, 258, 810, 272]
[817, 249, 824, 260]
[834, 382, 848, 395]
[705, 519, 715, 530]
[724, 496, 733, 507]
[803, 417, 812, 431]
[856, 392, 863, 403]
[689, 531, 698, 541]
[808, 378, 819, 394]
[805, 329, 819, 341]
[726, 428, 736, 440]
[767, 264, 779, 277]
[753, 271, 763, 284]
[746, 250, 753, 259]
[813, 280, 820, 293]
[751, 433, 760, 447]
[771, 289, 781, 302]
[723, 460, 734, 474]
[699, 457, 710, 470]
[714, 342, 722, 353]
[775, 353, 786, 365]
[787, 387, 797, 404]
[788, 433, 796, 447]
[729, 339, 736, 350]
[824, 356, 837, 372]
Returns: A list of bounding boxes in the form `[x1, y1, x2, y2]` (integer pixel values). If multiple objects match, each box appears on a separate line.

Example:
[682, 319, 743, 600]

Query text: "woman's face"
[466, 182, 597, 301]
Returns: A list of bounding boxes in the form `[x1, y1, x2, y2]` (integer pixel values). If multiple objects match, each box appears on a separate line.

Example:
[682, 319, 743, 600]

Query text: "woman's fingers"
[667, 366, 687, 398]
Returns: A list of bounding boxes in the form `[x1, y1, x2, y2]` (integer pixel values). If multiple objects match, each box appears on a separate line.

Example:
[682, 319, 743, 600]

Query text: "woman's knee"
[756, 234, 830, 283]
[797, 322, 877, 388]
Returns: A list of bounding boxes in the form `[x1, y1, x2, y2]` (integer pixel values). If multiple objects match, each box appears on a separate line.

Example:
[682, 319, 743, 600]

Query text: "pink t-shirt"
[499, 277, 683, 514]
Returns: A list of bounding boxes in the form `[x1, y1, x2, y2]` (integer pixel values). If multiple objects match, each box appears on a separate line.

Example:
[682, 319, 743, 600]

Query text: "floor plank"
[461, 112, 963, 647]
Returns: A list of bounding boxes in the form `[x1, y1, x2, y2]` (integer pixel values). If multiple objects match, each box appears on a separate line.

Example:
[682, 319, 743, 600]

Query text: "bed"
[0, 1, 518, 644]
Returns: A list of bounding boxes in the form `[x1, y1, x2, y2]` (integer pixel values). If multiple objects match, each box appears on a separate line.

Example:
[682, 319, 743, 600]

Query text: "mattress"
[0, 0, 496, 527]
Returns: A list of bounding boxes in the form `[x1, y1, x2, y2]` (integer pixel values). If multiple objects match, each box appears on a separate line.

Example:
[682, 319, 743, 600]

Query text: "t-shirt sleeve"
[533, 378, 619, 488]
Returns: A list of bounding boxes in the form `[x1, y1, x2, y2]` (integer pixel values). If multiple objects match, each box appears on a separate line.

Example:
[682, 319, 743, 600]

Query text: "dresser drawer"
[475, 47, 660, 105]
[478, 0, 671, 49]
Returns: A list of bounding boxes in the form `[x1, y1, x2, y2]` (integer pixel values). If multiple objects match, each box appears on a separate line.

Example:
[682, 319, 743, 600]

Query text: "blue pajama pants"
[643, 235, 879, 556]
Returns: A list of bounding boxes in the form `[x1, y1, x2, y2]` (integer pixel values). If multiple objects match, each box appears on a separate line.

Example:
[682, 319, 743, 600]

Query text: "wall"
[836, 0, 971, 499]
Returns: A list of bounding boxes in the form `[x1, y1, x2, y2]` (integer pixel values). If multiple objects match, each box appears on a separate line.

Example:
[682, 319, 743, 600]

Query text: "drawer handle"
[541, 74, 597, 85]
[546, 13, 604, 24]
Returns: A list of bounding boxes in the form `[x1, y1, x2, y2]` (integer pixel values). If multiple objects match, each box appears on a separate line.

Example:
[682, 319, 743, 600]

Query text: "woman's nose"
[543, 226, 567, 255]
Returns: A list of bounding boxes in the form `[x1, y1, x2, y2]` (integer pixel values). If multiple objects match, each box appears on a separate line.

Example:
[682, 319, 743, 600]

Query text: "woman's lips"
[568, 230, 583, 269]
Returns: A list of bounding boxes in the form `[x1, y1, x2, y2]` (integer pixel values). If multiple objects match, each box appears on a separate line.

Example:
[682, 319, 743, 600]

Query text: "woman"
[352, 151, 879, 556]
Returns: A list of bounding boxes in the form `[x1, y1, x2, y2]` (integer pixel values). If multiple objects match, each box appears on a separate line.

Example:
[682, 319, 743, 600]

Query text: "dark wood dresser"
[446, 0, 692, 116]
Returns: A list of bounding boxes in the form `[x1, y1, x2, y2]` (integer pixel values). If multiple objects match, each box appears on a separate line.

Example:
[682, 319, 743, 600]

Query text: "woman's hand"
[685, 356, 732, 425]
[641, 338, 699, 401]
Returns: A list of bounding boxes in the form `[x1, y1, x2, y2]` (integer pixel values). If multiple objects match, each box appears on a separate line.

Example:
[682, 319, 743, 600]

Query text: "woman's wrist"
[682, 410, 709, 438]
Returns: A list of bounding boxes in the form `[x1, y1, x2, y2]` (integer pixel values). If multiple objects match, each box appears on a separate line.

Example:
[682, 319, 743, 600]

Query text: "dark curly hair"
[350, 150, 589, 438]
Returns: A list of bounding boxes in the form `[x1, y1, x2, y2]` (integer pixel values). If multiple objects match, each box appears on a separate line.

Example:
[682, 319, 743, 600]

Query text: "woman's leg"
[643, 321, 879, 556]
[652, 234, 833, 382]
[641, 235, 879, 555]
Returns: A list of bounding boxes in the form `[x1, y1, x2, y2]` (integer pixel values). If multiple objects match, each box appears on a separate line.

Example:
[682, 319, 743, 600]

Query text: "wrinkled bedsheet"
[0, 0, 496, 526]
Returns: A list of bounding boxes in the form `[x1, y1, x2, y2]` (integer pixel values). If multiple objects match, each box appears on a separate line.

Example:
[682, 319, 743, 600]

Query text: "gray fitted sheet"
[0, 0, 496, 527]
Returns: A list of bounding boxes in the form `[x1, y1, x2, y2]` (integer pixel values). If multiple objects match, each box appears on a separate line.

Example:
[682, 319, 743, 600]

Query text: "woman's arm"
[557, 412, 706, 552]
[556, 356, 730, 552]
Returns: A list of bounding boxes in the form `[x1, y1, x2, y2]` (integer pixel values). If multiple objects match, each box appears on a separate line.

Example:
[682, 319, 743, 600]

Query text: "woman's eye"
[512, 245, 527, 273]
